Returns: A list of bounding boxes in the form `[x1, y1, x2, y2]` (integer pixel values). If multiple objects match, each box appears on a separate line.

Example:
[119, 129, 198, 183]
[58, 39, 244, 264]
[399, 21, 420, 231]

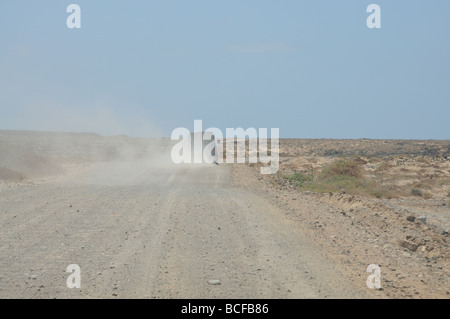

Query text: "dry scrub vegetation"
[273, 155, 450, 201]
[274, 156, 449, 200]
[237, 138, 450, 201]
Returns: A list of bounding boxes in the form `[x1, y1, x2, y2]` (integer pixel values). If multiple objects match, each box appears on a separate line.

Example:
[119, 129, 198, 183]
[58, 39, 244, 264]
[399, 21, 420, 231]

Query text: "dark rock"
[399, 240, 418, 252]
[417, 216, 427, 224]
[406, 216, 416, 222]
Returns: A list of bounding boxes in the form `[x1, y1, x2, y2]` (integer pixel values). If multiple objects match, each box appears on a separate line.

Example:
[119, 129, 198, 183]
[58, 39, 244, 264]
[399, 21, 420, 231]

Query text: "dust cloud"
[0, 98, 185, 184]
[0, 130, 178, 185]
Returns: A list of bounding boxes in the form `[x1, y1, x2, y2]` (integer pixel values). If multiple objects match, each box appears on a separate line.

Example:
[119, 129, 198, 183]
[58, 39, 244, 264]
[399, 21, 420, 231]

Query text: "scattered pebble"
[406, 216, 416, 222]
[417, 216, 427, 224]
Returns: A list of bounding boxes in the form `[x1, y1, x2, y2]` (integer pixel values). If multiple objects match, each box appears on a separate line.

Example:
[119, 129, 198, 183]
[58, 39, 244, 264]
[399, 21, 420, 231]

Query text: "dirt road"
[0, 160, 370, 298]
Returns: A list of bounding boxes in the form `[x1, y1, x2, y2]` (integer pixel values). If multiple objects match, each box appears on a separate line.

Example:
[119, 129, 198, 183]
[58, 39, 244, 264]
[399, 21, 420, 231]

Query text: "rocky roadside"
[232, 164, 450, 299]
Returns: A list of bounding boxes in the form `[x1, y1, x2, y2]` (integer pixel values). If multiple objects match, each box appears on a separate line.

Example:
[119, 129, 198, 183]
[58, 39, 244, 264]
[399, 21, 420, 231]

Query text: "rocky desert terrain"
[0, 131, 448, 298]
[236, 138, 450, 298]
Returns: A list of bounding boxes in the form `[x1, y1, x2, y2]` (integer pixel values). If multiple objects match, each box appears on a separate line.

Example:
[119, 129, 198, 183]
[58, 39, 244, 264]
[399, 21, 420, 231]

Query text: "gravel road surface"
[0, 160, 369, 298]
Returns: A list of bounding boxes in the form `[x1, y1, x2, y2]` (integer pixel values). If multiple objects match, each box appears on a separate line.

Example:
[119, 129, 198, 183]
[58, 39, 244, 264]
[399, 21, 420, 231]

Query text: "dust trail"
[0, 130, 177, 184]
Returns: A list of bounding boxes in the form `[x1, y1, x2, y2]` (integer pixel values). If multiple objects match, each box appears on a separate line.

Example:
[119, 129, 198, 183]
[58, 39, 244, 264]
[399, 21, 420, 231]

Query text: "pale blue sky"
[1, 1, 449, 138]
